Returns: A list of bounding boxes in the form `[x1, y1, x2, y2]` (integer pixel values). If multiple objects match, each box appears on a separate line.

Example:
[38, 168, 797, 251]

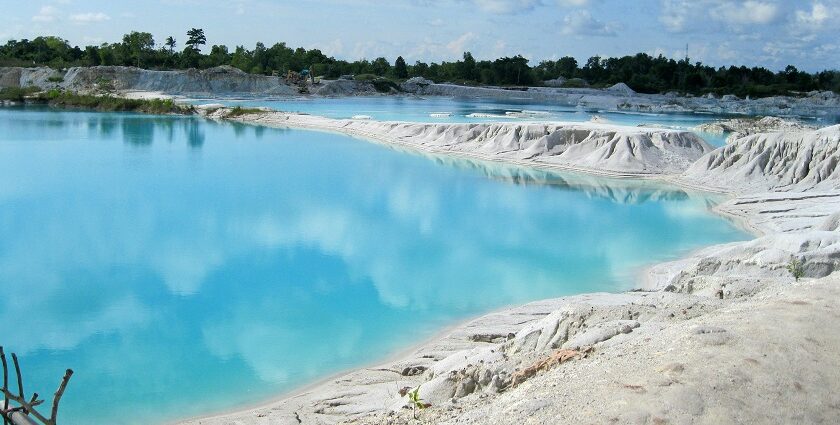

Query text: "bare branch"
[0, 390, 50, 425]
[10, 355, 22, 402]
[1, 347, 9, 425]
[0, 349, 71, 425]
[49, 371, 72, 424]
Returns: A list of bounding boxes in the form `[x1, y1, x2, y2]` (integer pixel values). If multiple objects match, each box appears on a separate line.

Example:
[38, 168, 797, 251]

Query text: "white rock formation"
[680, 125, 840, 192]
[694, 116, 818, 143]
[607, 82, 635, 96]
[223, 111, 713, 176]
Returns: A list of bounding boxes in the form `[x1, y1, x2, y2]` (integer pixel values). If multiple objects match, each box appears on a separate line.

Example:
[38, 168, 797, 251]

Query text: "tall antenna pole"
[685, 43, 689, 62]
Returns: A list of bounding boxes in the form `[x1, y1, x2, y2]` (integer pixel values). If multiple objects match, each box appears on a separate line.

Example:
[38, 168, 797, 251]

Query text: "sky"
[0, 0, 837, 71]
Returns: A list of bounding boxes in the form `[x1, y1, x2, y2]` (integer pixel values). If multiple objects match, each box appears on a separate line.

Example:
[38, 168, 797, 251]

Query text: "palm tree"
[165, 36, 176, 54]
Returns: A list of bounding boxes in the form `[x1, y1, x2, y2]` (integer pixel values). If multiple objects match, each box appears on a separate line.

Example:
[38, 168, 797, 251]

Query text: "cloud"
[709, 0, 778, 25]
[32, 6, 59, 23]
[661, 0, 780, 33]
[446, 32, 477, 54]
[560, 10, 616, 36]
[795, 2, 832, 25]
[472, 0, 541, 14]
[69, 12, 111, 23]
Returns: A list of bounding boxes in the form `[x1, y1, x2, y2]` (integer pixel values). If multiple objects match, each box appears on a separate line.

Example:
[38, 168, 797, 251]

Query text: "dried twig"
[2, 347, 9, 425]
[49, 371, 72, 424]
[0, 347, 73, 425]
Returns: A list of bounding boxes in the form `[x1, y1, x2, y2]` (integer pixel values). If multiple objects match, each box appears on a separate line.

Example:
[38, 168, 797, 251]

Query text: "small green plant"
[226, 106, 264, 117]
[786, 257, 805, 281]
[407, 387, 430, 420]
[47, 75, 64, 83]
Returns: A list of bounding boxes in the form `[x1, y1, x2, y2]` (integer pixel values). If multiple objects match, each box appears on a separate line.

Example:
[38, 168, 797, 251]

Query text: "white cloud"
[446, 32, 477, 54]
[560, 10, 616, 36]
[710, 0, 778, 25]
[32, 6, 59, 23]
[69, 12, 111, 23]
[472, 0, 541, 14]
[795, 2, 831, 25]
[661, 0, 780, 33]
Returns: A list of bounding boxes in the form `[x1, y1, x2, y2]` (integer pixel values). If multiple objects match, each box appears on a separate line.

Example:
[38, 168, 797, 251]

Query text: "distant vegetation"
[1, 86, 192, 114]
[2, 31, 839, 98]
[0, 86, 41, 101]
[41, 91, 191, 114]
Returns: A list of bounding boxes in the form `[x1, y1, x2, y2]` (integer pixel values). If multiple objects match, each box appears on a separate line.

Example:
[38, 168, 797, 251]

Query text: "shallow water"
[188, 96, 734, 146]
[0, 107, 748, 424]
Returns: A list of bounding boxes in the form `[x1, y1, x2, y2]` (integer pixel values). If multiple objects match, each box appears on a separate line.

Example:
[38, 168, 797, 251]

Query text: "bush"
[354, 74, 378, 81]
[226, 106, 263, 117]
[786, 257, 805, 281]
[37, 91, 191, 114]
[0, 86, 41, 101]
[47, 76, 64, 83]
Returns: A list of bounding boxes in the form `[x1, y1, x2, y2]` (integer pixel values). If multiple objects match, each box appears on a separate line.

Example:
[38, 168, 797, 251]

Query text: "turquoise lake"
[0, 106, 748, 424]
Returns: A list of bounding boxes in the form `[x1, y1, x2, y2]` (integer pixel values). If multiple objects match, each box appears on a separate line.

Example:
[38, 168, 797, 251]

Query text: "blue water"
[188, 96, 734, 146]
[0, 106, 748, 424]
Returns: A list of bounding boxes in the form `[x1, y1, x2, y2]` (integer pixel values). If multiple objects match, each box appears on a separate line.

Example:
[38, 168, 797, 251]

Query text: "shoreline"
[176, 109, 831, 425]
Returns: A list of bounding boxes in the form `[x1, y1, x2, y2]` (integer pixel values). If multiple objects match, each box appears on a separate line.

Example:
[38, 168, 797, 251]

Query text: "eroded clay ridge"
[681, 124, 840, 193]
[224, 110, 714, 176]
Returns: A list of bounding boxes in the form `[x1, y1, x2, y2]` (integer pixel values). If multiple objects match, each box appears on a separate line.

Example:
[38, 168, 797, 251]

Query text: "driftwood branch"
[10, 355, 22, 402]
[49, 371, 72, 424]
[1, 347, 8, 425]
[0, 347, 73, 425]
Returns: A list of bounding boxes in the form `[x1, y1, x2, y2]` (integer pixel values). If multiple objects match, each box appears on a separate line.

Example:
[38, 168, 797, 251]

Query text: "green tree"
[122, 31, 154, 67]
[165, 36, 176, 53]
[461, 51, 476, 81]
[185, 28, 206, 53]
[372, 57, 390, 76]
[556, 56, 578, 78]
[394, 56, 408, 78]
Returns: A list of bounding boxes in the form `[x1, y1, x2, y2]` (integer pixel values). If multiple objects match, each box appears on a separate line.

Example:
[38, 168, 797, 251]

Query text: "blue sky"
[0, 0, 837, 71]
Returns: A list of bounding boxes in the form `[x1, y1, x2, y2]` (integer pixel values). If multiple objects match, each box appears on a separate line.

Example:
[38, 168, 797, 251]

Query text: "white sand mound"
[606, 82, 635, 96]
[229, 111, 713, 176]
[681, 124, 840, 192]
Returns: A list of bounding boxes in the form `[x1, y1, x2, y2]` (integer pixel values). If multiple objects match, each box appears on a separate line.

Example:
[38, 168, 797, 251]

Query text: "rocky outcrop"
[0, 65, 297, 96]
[400, 76, 435, 92]
[221, 111, 714, 176]
[694, 116, 817, 143]
[606, 82, 635, 96]
[314, 79, 379, 96]
[680, 125, 840, 192]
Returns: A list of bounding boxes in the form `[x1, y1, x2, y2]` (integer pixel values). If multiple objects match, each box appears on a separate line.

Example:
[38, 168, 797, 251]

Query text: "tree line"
[1, 30, 838, 97]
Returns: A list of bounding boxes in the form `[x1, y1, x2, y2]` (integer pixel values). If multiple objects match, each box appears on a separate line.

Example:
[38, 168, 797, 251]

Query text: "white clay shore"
[178, 110, 840, 425]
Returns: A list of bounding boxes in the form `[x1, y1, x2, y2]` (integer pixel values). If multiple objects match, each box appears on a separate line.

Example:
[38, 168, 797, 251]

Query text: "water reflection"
[0, 109, 747, 425]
